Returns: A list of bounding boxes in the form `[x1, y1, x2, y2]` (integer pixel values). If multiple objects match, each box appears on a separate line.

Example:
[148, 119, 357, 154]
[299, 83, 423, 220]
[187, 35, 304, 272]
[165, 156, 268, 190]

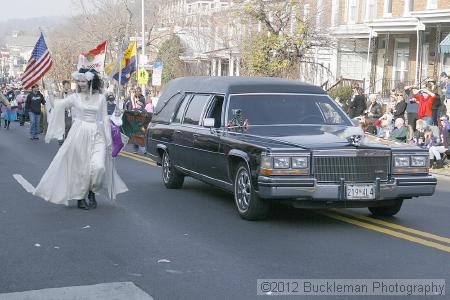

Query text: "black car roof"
[160, 76, 326, 98]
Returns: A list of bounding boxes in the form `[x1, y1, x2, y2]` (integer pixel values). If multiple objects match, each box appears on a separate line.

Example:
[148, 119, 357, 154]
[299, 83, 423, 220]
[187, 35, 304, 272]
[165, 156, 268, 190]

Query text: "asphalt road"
[0, 122, 449, 299]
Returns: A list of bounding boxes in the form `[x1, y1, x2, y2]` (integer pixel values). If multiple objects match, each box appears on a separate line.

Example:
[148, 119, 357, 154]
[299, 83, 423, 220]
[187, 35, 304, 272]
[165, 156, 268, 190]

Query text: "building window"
[384, 0, 392, 16]
[347, 0, 357, 24]
[404, 0, 414, 15]
[366, 0, 377, 21]
[331, 0, 339, 26]
[427, 0, 437, 9]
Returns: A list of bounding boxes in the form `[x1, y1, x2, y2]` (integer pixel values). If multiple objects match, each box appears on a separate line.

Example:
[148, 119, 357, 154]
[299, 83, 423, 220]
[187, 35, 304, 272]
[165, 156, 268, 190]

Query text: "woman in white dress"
[33, 69, 128, 209]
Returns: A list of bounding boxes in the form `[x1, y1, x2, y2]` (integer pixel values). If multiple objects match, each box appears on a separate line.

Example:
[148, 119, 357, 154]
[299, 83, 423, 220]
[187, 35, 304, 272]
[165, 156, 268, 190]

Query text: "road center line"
[121, 151, 156, 163]
[318, 211, 450, 253]
[119, 153, 156, 166]
[331, 209, 450, 244]
[13, 174, 36, 194]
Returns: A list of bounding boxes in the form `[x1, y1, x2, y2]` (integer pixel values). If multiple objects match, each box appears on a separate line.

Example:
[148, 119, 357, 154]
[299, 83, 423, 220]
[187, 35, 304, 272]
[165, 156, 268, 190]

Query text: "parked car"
[146, 77, 437, 220]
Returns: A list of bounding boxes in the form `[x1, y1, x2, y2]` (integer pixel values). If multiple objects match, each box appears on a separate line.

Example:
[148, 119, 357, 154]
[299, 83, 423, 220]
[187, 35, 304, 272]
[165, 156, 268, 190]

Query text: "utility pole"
[141, 0, 146, 96]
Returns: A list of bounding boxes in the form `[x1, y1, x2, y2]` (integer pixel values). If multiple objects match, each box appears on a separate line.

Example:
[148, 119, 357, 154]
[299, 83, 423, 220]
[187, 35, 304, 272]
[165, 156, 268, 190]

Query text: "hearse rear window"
[227, 94, 351, 126]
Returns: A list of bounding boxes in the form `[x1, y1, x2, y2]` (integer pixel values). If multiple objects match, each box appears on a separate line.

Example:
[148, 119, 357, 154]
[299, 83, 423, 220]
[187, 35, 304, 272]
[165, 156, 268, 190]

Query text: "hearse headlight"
[260, 156, 273, 169]
[411, 156, 427, 167]
[394, 156, 410, 167]
[260, 154, 310, 175]
[291, 157, 308, 169]
[273, 157, 290, 169]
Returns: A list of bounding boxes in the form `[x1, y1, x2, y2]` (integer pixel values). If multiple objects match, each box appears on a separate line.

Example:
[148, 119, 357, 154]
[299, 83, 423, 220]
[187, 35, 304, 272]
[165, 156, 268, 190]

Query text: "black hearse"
[146, 77, 436, 220]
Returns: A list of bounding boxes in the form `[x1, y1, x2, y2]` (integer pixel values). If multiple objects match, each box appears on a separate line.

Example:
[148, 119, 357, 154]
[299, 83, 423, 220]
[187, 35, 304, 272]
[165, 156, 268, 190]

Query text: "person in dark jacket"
[364, 94, 382, 135]
[393, 91, 407, 121]
[25, 84, 46, 140]
[425, 80, 441, 125]
[348, 86, 366, 119]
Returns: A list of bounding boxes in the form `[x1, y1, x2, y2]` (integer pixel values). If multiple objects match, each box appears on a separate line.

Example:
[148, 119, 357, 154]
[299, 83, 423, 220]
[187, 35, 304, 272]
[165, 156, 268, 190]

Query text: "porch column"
[235, 58, 240, 76]
[217, 59, 222, 76]
[229, 57, 235, 76]
[211, 59, 216, 76]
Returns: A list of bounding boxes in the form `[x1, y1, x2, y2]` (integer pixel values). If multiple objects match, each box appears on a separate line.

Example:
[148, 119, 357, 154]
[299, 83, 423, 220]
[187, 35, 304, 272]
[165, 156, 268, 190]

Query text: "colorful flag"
[77, 41, 107, 73]
[20, 33, 52, 89]
[105, 41, 137, 85]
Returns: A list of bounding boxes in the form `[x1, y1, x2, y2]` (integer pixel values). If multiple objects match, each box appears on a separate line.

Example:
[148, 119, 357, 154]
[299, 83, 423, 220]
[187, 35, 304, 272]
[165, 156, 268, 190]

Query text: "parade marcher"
[1, 87, 18, 129]
[25, 84, 46, 140]
[128, 87, 146, 154]
[145, 95, 154, 113]
[0, 93, 11, 129]
[348, 86, 366, 119]
[16, 89, 27, 126]
[33, 69, 128, 209]
[57, 80, 73, 146]
[106, 93, 116, 115]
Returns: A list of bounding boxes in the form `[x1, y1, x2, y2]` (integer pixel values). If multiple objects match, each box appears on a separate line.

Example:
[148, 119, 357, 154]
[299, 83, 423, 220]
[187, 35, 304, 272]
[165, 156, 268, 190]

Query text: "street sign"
[137, 68, 149, 85]
[152, 62, 163, 86]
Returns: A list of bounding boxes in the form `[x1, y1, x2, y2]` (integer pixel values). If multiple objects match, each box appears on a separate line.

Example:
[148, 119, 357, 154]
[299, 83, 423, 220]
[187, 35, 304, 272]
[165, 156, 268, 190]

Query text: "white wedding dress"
[33, 92, 128, 205]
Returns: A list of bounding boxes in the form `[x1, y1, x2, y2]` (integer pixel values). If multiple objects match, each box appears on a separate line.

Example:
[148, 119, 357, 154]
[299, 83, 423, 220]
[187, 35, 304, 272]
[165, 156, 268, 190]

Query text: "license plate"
[346, 184, 375, 200]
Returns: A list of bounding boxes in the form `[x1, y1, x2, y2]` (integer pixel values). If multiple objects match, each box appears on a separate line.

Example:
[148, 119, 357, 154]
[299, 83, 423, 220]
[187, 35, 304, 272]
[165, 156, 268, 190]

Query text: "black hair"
[62, 80, 70, 85]
[77, 68, 103, 92]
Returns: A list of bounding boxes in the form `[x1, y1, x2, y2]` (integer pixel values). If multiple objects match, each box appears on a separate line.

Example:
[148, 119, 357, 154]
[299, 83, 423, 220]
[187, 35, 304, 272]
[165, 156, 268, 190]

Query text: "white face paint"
[77, 78, 89, 93]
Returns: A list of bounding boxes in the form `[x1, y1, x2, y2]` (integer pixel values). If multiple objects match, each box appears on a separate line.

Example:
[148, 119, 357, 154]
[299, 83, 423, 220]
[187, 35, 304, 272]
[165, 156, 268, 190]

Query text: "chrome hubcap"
[163, 154, 171, 183]
[236, 168, 251, 211]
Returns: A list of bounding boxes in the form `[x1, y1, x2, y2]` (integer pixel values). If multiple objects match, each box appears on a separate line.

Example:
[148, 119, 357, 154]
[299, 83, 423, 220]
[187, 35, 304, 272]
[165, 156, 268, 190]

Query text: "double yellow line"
[319, 209, 450, 253]
[119, 150, 157, 166]
[118, 150, 450, 253]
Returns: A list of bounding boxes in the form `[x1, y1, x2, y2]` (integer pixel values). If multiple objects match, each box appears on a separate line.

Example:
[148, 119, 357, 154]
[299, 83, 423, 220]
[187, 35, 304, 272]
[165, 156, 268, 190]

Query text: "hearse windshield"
[227, 94, 352, 126]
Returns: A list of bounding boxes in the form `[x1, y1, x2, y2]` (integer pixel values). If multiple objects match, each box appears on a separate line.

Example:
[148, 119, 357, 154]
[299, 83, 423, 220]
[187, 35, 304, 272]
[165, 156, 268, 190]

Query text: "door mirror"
[203, 118, 215, 128]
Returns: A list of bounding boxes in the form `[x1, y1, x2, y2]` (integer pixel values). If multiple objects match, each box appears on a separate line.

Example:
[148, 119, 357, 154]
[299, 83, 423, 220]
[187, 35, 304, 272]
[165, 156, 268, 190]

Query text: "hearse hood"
[224, 125, 420, 150]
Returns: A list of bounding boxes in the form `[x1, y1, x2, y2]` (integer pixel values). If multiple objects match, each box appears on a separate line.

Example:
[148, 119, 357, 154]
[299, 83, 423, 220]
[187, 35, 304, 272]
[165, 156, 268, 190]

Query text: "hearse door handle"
[193, 133, 200, 138]
[175, 130, 181, 134]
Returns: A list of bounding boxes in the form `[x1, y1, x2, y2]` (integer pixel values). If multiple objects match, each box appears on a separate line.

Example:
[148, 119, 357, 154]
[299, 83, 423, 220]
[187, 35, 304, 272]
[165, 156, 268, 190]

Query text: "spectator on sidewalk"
[406, 85, 436, 125]
[348, 86, 366, 119]
[389, 118, 407, 142]
[393, 91, 407, 121]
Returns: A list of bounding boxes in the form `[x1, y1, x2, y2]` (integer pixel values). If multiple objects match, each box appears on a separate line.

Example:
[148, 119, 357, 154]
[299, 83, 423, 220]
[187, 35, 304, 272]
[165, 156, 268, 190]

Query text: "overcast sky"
[0, 0, 77, 21]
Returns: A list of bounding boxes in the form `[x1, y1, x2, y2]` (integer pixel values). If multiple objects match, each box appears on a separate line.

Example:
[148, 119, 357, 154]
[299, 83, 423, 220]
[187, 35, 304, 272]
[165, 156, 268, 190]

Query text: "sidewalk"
[430, 166, 450, 177]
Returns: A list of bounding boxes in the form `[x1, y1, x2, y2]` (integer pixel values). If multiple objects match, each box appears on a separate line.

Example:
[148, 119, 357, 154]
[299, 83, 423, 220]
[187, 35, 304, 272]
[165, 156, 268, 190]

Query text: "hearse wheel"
[162, 151, 184, 189]
[368, 199, 403, 217]
[234, 162, 269, 220]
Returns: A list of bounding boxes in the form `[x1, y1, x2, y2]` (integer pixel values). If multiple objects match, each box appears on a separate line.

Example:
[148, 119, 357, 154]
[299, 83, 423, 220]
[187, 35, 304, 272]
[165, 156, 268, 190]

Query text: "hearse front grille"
[313, 150, 390, 183]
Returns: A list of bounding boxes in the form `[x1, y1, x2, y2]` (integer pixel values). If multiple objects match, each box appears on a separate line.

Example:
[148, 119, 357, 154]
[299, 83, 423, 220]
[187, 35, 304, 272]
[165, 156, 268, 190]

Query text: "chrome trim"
[175, 165, 233, 188]
[257, 175, 436, 200]
[312, 150, 391, 183]
[313, 149, 391, 157]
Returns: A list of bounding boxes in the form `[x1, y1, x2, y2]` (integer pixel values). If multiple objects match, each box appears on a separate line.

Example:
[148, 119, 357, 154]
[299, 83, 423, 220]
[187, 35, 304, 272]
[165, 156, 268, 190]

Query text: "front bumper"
[257, 175, 437, 204]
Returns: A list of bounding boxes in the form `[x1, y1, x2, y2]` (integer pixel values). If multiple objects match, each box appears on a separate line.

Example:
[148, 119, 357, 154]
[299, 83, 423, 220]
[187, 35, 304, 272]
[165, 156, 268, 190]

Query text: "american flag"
[20, 33, 52, 89]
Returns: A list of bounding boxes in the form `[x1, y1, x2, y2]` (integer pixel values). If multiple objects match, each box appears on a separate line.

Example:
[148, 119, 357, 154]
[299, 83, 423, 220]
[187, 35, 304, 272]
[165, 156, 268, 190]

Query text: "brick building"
[331, 0, 450, 95]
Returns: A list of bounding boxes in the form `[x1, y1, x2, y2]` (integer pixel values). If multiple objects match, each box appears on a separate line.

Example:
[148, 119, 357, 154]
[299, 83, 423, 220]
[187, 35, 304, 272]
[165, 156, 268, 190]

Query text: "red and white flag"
[20, 33, 52, 89]
[77, 41, 107, 73]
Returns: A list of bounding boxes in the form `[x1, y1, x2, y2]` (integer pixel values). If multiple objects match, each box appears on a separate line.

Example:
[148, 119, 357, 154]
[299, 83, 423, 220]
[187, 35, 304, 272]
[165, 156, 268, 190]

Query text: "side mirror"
[203, 118, 215, 128]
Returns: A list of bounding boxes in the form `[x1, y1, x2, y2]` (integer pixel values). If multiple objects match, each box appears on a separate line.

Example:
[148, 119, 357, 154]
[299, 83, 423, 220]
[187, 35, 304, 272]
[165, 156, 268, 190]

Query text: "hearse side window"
[173, 94, 192, 123]
[152, 93, 183, 123]
[183, 94, 211, 125]
[204, 95, 224, 128]
[227, 94, 352, 126]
